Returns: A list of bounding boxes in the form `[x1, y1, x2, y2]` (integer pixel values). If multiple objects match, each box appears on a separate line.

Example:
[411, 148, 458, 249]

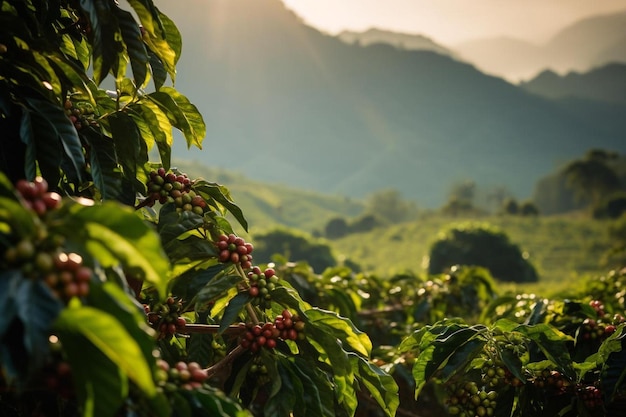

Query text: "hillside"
[159, 0, 626, 208]
[520, 63, 626, 104]
[455, 10, 626, 81]
[176, 161, 365, 234]
[331, 215, 614, 290]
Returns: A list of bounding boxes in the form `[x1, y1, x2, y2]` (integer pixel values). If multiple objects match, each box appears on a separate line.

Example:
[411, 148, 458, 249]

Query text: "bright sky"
[281, 0, 626, 46]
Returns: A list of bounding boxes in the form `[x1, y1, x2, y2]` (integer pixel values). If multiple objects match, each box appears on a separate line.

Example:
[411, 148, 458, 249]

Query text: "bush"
[252, 228, 337, 272]
[427, 223, 539, 282]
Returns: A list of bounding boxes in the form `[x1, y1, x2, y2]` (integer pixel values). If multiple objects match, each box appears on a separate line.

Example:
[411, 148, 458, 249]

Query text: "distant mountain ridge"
[159, 0, 626, 208]
[454, 10, 626, 81]
[337, 28, 455, 58]
[520, 63, 626, 104]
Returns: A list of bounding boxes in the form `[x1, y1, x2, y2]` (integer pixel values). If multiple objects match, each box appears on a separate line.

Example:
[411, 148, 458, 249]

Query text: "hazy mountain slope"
[520, 63, 626, 104]
[175, 161, 365, 234]
[455, 10, 626, 81]
[159, 0, 626, 208]
[337, 28, 455, 57]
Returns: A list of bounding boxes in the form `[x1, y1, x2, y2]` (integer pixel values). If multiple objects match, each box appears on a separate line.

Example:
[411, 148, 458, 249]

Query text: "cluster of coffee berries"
[480, 358, 507, 389]
[15, 177, 62, 216]
[145, 296, 187, 339]
[248, 356, 270, 385]
[154, 359, 208, 392]
[144, 168, 194, 208]
[239, 322, 279, 353]
[247, 266, 276, 309]
[578, 300, 624, 342]
[274, 309, 305, 342]
[445, 381, 497, 417]
[531, 369, 569, 395]
[493, 331, 527, 357]
[577, 384, 603, 410]
[4, 242, 91, 302]
[64, 97, 98, 130]
[217, 234, 254, 269]
[43, 252, 92, 301]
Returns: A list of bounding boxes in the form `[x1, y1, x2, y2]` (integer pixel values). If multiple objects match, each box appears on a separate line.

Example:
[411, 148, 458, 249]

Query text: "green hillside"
[176, 160, 365, 234]
[331, 214, 613, 293]
[178, 162, 616, 295]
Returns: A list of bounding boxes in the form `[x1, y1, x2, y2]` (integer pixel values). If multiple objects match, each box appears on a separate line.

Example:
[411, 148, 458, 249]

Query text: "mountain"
[337, 28, 455, 57]
[455, 10, 626, 81]
[158, 0, 626, 208]
[520, 63, 626, 104]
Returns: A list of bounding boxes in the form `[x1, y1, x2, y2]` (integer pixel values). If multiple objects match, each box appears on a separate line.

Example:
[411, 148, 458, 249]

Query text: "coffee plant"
[0, 1, 397, 417]
[2, 1, 626, 417]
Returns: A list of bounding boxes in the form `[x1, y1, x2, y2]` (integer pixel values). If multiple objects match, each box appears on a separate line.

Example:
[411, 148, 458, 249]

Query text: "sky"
[281, 0, 626, 46]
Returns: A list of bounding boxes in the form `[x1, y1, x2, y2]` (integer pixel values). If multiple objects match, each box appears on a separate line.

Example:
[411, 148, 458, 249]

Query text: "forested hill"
[160, 0, 626, 207]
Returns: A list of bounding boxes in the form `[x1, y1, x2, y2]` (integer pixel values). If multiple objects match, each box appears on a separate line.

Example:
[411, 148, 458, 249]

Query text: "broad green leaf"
[440, 336, 486, 382]
[157, 11, 182, 65]
[128, 0, 177, 80]
[170, 264, 227, 303]
[86, 282, 158, 367]
[293, 356, 336, 417]
[159, 87, 205, 147]
[23, 96, 85, 184]
[54, 305, 155, 397]
[218, 291, 250, 334]
[513, 323, 575, 378]
[132, 100, 173, 169]
[165, 235, 217, 263]
[60, 331, 127, 417]
[194, 273, 242, 310]
[62, 202, 170, 297]
[352, 353, 399, 417]
[147, 91, 200, 149]
[109, 111, 144, 188]
[192, 180, 248, 232]
[80, 127, 124, 201]
[113, 7, 149, 88]
[305, 308, 372, 358]
[265, 358, 300, 417]
[147, 47, 167, 90]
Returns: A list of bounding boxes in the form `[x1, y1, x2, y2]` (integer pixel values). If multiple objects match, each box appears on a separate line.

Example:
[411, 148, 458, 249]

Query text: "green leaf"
[305, 308, 372, 358]
[0, 197, 36, 238]
[60, 331, 127, 417]
[127, 0, 177, 81]
[80, 127, 124, 201]
[23, 96, 85, 184]
[195, 273, 243, 310]
[113, 7, 149, 88]
[132, 100, 173, 169]
[109, 111, 144, 189]
[352, 353, 399, 417]
[158, 87, 205, 147]
[165, 235, 217, 263]
[147, 47, 167, 90]
[54, 305, 155, 397]
[61, 202, 170, 297]
[147, 91, 202, 150]
[440, 336, 486, 382]
[292, 356, 336, 417]
[170, 264, 226, 303]
[79, 0, 126, 84]
[218, 291, 250, 334]
[86, 282, 158, 366]
[265, 358, 300, 417]
[192, 180, 248, 232]
[513, 323, 575, 378]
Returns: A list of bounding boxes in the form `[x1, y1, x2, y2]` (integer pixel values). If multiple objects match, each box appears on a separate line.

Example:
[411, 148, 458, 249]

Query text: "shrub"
[427, 223, 539, 282]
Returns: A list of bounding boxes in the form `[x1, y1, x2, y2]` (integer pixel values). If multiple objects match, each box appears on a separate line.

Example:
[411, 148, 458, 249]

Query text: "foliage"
[0, 2, 397, 417]
[251, 228, 337, 273]
[363, 188, 419, 224]
[427, 223, 539, 283]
